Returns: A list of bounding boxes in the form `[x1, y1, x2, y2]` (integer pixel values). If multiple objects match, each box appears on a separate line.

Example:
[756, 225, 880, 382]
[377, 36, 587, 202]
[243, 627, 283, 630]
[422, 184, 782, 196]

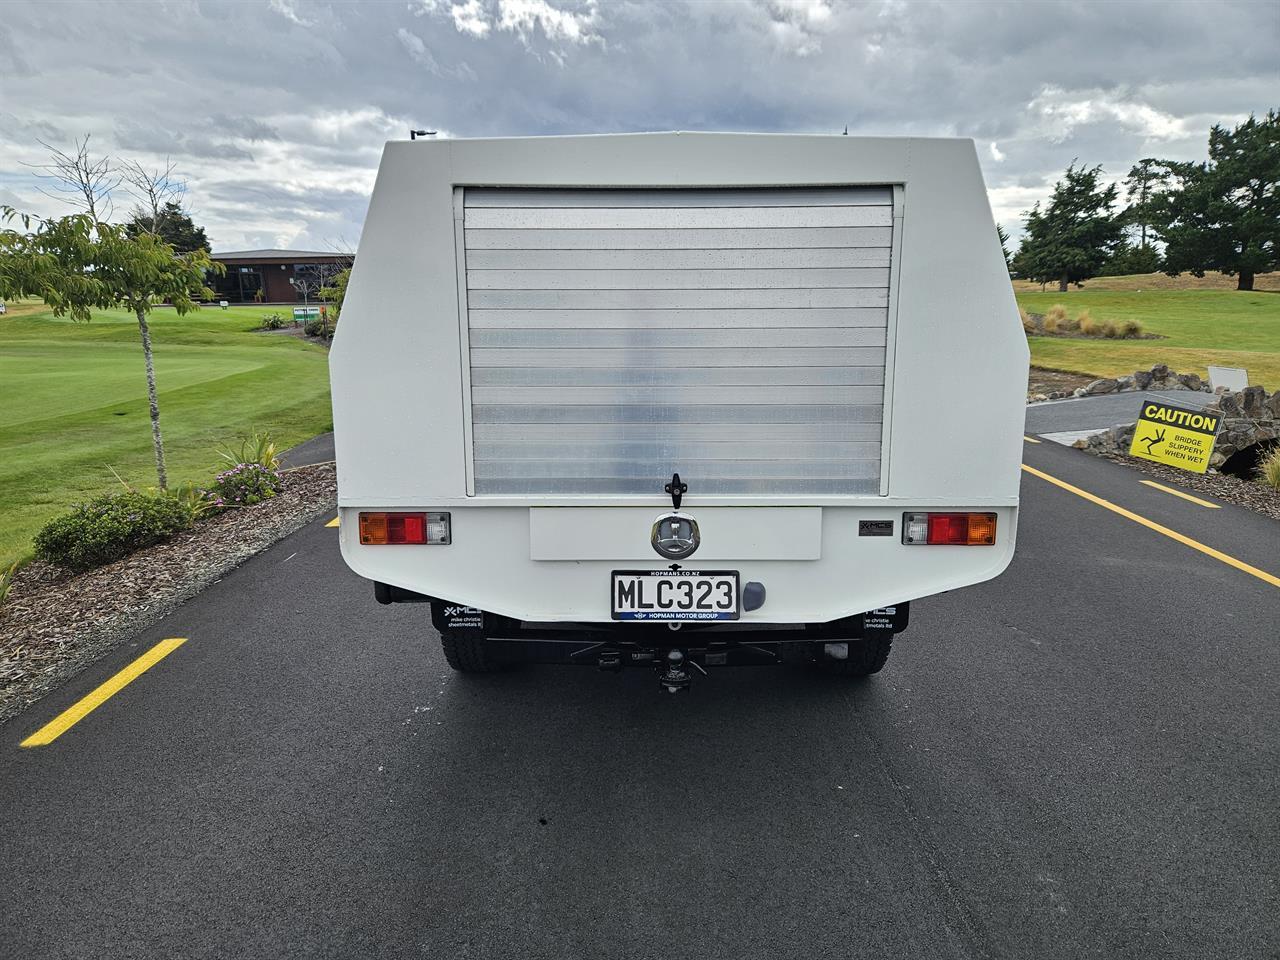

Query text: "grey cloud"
[210, 115, 282, 142]
[0, 0, 1273, 250]
[114, 120, 256, 161]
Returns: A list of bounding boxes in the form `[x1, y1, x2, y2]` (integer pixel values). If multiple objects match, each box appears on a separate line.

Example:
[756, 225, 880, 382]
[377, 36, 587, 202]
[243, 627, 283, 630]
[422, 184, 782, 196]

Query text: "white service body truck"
[331, 133, 1027, 691]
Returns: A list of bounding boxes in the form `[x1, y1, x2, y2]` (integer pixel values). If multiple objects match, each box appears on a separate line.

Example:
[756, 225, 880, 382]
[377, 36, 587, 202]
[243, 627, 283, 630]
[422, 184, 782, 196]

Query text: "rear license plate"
[611, 570, 740, 621]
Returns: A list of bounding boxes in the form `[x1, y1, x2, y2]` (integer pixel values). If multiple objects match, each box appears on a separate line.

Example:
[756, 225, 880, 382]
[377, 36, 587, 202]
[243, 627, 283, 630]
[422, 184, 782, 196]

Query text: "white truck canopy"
[331, 133, 1027, 625]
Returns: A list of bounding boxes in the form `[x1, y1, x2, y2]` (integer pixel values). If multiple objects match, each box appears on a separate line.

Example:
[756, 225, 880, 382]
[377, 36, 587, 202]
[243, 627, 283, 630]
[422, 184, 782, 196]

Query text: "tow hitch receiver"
[658, 649, 708, 693]
[660, 649, 691, 694]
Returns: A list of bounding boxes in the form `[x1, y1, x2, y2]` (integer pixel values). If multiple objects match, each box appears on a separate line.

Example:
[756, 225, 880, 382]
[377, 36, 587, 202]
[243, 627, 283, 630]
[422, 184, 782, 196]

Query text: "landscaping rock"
[1133, 370, 1153, 390]
[1083, 378, 1120, 395]
[1241, 386, 1268, 419]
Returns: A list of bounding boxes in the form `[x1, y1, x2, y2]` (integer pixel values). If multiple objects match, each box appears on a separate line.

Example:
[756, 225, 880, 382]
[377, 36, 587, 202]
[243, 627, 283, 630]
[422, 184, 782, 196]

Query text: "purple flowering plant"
[207, 461, 283, 511]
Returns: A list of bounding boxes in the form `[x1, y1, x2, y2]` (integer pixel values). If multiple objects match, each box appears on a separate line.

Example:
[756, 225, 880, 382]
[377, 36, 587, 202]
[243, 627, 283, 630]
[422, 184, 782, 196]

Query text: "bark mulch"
[1095, 451, 1280, 522]
[0, 463, 337, 725]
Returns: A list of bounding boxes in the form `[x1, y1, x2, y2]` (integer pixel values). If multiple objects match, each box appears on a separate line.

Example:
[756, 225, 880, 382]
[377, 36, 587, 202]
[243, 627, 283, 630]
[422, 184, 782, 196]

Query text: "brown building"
[209, 249, 352, 304]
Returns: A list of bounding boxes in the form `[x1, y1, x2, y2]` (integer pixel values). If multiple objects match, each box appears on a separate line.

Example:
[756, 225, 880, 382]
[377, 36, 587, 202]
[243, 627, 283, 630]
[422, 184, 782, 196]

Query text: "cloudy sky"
[1, 0, 1275, 252]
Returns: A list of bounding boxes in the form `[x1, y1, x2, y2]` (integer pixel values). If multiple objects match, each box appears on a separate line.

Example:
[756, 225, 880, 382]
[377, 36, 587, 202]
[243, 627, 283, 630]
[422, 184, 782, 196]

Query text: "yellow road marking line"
[326, 516, 340, 527]
[1023, 436, 1041, 444]
[1138, 480, 1221, 509]
[1021, 464, 1278, 589]
[20, 638, 187, 748]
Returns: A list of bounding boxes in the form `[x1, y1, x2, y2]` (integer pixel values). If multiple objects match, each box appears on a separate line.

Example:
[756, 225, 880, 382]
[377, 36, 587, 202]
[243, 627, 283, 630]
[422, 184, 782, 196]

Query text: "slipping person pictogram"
[1142, 428, 1166, 455]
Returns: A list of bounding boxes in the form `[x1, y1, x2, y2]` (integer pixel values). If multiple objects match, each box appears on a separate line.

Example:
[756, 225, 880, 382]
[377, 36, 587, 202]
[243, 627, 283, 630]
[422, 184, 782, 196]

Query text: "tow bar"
[659, 649, 707, 694]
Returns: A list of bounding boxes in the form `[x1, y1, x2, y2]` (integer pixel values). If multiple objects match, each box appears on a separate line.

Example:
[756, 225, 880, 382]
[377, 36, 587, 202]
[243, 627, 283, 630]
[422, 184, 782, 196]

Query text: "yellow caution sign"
[1128, 400, 1219, 473]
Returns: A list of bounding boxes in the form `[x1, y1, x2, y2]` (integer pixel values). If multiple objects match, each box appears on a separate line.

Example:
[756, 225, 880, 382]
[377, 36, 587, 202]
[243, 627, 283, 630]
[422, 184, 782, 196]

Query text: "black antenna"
[842, 125, 848, 135]
[409, 129, 437, 141]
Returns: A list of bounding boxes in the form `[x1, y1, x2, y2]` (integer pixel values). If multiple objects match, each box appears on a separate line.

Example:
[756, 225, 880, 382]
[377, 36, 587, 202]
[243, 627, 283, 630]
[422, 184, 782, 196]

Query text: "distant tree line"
[1011, 110, 1278, 291]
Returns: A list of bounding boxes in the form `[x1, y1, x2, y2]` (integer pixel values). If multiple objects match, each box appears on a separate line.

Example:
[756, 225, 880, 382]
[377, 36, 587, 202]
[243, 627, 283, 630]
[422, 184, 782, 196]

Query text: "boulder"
[1267, 391, 1280, 420]
[1116, 375, 1135, 391]
[1176, 372, 1203, 391]
[1213, 393, 1242, 417]
[1133, 370, 1153, 390]
[1150, 363, 1169, 379]
[1241, 386, 1268, 419]
[1084, 378, 1119, 396]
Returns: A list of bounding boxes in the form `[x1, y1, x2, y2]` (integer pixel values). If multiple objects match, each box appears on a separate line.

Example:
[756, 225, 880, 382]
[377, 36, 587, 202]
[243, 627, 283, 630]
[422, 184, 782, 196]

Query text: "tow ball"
[659, 649, 706, 694]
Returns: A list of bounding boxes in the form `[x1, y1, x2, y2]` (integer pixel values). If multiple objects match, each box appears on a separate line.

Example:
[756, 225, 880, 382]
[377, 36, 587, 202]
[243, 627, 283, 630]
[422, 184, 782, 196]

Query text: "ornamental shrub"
[208, 462, 283, 510]
[304, 316, 330, 338]
[259, 313, 287, 330]
[34, 492, 195, 572]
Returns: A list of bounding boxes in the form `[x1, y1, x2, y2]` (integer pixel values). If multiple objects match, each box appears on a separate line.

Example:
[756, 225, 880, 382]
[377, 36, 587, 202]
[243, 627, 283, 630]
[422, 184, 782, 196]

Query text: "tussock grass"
[1042, 304, 1070, 333]
[1262, 446, 1280, 492]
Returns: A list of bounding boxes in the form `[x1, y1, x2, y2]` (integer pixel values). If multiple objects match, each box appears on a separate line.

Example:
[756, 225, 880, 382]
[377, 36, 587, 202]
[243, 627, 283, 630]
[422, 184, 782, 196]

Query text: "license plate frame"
[610, 570, 741, 621]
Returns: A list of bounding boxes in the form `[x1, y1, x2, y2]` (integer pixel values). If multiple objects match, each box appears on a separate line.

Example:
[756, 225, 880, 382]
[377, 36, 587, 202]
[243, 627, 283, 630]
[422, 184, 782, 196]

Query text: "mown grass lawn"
[0, 303, 331, 566]
[1014, 288, 1280, 392]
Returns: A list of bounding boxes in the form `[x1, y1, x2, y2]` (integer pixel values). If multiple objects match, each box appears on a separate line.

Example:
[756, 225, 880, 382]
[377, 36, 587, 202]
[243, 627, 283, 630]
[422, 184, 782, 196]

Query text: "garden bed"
[0, 462, 336, 724]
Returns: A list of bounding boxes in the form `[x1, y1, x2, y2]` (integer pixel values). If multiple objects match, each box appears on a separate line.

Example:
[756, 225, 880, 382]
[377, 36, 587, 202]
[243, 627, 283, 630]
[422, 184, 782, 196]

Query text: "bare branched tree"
[120, 156, 186, 234]
[26, 135, 121, 221]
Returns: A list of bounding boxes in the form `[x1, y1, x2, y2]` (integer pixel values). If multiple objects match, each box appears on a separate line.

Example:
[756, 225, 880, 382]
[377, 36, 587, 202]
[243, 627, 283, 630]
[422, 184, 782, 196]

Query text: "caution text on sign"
[1127, 401, 1219, 473]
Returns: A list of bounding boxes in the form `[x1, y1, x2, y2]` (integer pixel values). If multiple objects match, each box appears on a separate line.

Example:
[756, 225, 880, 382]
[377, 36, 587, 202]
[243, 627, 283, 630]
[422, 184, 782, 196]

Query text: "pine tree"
[1012, 163, 1123, 291]
[1150, 111, 1279, 291]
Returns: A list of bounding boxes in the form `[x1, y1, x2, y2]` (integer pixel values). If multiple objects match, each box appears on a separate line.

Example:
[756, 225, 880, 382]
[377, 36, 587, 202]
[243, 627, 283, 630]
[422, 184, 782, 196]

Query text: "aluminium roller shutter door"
[461, 186, 893, 495]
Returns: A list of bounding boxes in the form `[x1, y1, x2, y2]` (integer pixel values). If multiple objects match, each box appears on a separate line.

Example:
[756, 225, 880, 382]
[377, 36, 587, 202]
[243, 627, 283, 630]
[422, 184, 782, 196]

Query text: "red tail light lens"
[359, 512, 451, 545]
[902, 512, 996, 545]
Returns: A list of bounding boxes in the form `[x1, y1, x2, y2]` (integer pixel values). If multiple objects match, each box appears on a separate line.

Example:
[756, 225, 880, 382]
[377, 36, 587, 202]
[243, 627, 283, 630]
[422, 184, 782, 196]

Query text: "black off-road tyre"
[441, 633, 504, 673]
[820, 635, 893, 677]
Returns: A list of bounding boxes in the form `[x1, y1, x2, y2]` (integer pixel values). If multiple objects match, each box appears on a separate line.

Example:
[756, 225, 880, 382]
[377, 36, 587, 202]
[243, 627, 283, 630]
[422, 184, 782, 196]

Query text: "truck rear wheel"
[821, 635, 893, 677]
[440, 633, 504, 673]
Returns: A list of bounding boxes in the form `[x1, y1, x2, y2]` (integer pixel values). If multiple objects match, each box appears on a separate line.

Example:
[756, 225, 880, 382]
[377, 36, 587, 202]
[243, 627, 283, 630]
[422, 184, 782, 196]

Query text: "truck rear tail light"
[901, 512, 996, 545]
[359, 512, 451, 545]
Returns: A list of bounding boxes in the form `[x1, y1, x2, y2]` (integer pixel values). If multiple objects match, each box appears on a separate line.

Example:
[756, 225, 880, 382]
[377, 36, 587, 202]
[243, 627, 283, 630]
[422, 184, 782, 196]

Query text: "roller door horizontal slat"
[471, 404, 884, 424]
[479, 478, 881, 495]
[464, 187, 893, 208]
[470, 365, 884, 387]
[469, 288, 888, 310]
[469, 308, 889, 329]
[473, 459, 881, 480]
[476, 441, 881, 460]
[466, 247, 890, 270]
[465, 206, 892, 230]
[465, 226, 893, 250]
[473, 421, 885, 442]
[470, 347, 886, 368]
[467, 267, 889, 290]
[472, 385, 884, 405]
[469, 326, 884, 349]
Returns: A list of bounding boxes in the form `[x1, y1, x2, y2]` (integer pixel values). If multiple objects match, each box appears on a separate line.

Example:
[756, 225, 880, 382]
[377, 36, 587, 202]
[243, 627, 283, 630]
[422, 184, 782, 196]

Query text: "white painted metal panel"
[463, 185, 892, 496]
[529, 507, 823, 561]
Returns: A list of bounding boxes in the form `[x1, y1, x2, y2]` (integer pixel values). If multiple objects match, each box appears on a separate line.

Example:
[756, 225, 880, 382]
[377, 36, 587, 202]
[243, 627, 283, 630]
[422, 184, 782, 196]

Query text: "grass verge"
[1014, 289, 1280, 392]
[0, 303, 331, 566]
